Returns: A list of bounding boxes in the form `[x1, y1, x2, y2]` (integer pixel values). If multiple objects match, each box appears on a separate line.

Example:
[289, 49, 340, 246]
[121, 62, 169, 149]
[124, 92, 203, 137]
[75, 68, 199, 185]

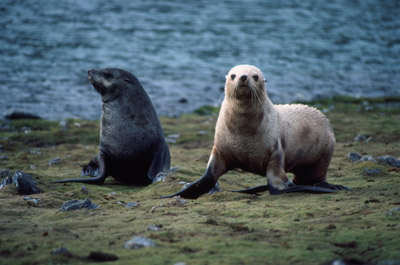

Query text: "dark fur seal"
[162, 65, 350, 199]
[52, 68, 170, 185]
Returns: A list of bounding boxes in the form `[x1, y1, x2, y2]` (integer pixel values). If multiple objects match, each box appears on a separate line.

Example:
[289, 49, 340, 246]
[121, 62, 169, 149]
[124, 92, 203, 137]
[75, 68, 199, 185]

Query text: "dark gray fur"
[52, 68, 170, 185]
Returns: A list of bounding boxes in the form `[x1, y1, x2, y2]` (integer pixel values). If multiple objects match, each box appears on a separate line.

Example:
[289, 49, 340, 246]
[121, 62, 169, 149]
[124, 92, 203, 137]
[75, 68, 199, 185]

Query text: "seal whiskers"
[162, 64, 350, 199]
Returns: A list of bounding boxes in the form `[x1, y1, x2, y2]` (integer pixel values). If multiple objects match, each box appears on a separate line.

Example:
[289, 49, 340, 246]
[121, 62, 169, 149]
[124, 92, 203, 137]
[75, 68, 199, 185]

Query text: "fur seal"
[162, 65, 350, 199]
[52, 68, 170, 185]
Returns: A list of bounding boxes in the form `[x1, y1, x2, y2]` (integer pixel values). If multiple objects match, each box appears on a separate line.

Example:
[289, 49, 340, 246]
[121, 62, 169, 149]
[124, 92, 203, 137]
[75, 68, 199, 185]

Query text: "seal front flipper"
[159, 168, 217, 199]
[50, 153, 108, 185]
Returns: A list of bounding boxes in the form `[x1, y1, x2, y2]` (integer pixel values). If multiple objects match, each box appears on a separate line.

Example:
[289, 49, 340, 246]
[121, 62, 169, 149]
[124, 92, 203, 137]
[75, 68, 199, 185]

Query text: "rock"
[378, 156, 400, 168]
[0, 155, 8, 160]
[12, 171, 42, 195]
[0, 169, 11, 178]
[60, 198, 99, 211]
[165, 134, 180, 144]
[348, 152, 362, 162]
[0, 176, 12, 189]
[81, 163, 99, 177]
[362, 169, 382, 176]
[174, 263, 186, 265]
[23, 196, 40, 205]
[51, 247, 72, 256]
[87, 251, 118, 262]
[125, 202, 139, 208]
[354, 134, 372, 143]
[387, 207, 400, 216]
[124, 236, 155, 249]
[48, 158, 61, 165]
[81, 185, 89, 194]
[360, 156, 376, 162]
[5, 111, 42, 120]
[147, 224, 163, 231]
[178, 98, 188, 104]
[153, 166, 180, 182]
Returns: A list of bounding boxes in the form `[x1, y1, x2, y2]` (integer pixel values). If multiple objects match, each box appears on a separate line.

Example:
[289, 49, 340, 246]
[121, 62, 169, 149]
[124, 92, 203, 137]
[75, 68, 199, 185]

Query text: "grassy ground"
[0, 96, 399, 265]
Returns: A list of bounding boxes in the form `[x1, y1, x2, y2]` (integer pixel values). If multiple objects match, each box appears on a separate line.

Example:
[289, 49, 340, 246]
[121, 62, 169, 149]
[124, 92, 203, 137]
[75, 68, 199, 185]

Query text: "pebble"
[0, 155, 8, 160]
[348, 152, 362, 162]
[60, 198, 99, 211]
[23, 196, 40, 205]
[387, 207, 400, 216]
[48, 158, 61, 165]
[124, 236, 155, 249]
[348, 152, 400, 168]
[125, 202, 139, 208]
[362, 169, 382, 176]
[147, 224, 163, 231]
[51, 247, 71, 256]
[165, 134, 180, 144]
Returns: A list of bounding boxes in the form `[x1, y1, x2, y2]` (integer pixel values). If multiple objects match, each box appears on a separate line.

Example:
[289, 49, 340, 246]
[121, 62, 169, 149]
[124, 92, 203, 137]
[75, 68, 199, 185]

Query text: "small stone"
[360, 156, 376, 162]
[12, 171, 42, 195]
[354, 134, 372, 143]
[174, 263, 186, 265]
[124, 236, 155, 249]
[348, 152, 362, 162]
[153, 167, 180, 182]
[0, 155, 8, 160]
[125, 202, 139, 208]
[48, 158, 61, 165]
[387, 207, 400, 216]
[165, 134, 180, 144]
[378, 156, 400, 168]
[81, 186, 89, 194]
[0, 176, 12, 189]
[51, 247, 71, 256]
[30, 165, 36, 170]
[23, 196, 40, 205]
[362, 169, 382, 176]
[147, 224, 163, 231]
[178, 98, 188, 104]
[60, 198, 99, 211]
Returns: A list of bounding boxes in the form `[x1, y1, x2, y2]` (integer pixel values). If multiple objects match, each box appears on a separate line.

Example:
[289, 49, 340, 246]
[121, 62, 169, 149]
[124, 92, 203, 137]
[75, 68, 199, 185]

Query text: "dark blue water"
[1, 0, 399, 120]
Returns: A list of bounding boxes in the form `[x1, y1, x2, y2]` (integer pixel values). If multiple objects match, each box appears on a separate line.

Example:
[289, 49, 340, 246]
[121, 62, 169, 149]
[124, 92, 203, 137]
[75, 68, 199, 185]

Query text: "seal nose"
[240, 75, 247, 82]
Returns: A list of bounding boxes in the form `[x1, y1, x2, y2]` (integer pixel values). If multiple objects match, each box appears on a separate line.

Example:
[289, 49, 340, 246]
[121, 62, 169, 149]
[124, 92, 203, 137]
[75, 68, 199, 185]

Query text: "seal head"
[52, 68, 171, 185]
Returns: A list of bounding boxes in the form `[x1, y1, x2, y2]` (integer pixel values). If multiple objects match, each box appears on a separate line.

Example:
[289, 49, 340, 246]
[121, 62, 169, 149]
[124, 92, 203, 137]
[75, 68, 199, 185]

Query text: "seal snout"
[240, 75, 247, 82]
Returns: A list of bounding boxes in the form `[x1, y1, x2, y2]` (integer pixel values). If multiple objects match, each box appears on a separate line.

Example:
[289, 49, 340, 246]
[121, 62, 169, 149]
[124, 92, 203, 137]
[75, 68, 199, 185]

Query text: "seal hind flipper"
[314, 181, 352, 191]
[228, 185, 269, 194]
[228, 184, 336, 195]
[268, 184, 336, 195]
[160, 168, 217, 199]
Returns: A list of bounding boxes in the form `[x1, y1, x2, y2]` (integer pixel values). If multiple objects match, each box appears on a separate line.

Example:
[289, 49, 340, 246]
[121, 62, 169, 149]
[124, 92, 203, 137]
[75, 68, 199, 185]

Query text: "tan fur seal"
[52, 68, 170, 185]
[162, 65, 350, 199]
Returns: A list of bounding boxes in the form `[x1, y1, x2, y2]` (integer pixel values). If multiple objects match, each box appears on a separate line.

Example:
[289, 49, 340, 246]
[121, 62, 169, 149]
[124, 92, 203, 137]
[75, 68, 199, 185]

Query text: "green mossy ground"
[0, 96, 399, 265]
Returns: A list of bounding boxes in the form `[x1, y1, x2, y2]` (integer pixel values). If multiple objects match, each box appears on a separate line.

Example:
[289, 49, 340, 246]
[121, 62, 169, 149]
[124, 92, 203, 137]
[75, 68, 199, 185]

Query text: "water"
[1, 0, 399, 120]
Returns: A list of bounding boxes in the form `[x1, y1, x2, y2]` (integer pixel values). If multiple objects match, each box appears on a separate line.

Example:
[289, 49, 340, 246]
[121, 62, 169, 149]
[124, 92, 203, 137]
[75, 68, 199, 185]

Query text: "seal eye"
[253, 75, 259, 81]
[231, 74, 236, 80]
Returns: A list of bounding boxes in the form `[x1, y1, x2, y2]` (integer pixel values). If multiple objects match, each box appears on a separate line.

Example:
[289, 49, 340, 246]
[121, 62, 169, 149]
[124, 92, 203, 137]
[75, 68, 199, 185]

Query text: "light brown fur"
[207, 65, 335, 190]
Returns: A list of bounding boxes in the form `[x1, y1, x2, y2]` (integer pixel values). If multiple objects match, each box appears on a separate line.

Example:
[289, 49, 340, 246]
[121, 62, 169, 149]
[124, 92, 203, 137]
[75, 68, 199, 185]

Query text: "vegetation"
[0, 96, 399, 265]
